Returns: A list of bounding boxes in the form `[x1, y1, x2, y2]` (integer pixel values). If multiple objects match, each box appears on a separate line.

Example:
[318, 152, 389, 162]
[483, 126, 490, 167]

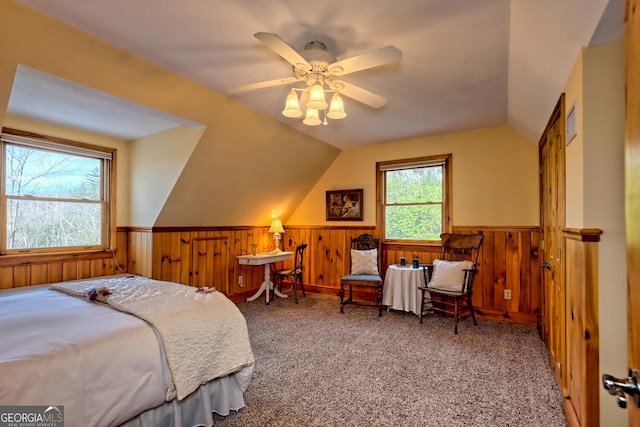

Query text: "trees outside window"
[1, 130, 114, 254]
[377, 154, 451, 242]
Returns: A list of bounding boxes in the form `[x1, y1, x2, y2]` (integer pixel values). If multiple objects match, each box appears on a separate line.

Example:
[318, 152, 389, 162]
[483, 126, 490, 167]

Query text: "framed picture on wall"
[326, 189, 363, 221]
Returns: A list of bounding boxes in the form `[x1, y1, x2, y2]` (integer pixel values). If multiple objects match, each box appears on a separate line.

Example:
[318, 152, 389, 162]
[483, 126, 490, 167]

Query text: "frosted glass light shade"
[327, 92, 347, 119]
[269, 218, 284, 233]
[303, 108, 322, 126]
[307, 83, 327, 110]
[282, 89, 303, 118]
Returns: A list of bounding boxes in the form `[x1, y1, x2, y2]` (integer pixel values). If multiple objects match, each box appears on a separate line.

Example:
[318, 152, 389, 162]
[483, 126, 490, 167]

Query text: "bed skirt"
[121, 364, 254, 427]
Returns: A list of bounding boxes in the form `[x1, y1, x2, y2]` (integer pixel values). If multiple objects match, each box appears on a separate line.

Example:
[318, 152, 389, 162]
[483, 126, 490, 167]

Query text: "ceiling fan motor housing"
[296, 41, 339, 85]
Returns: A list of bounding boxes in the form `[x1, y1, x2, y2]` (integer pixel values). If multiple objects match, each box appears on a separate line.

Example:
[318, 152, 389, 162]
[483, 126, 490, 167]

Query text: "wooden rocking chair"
[418, 232, 484, 333]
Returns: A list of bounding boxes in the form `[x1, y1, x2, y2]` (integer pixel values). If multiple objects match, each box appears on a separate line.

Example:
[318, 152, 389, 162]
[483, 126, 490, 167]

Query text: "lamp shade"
[327, 92, 347, 119]
[282, 89, 303, 118]
[307, 83, 327, 110]
[303, 108, 322, 126]
[269, 218, 284, 234]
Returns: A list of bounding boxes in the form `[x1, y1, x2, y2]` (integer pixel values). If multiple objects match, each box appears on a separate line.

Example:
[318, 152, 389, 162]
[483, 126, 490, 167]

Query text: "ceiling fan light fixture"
[282, 89, 303, 118]
[302, 107, 322, 126]
[307, 83, 328, 110]
[327, 92, 347, 119]
[230, 32, 400, 127]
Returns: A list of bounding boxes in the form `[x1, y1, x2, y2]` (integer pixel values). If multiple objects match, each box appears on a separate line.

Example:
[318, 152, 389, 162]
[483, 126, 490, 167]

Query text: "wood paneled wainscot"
[562, 228, 601, 427]
[0, 229, 128, 289]
[127, 226, 374, 298]
[386, 226, 542, 326]
[128, 226, 542, 327]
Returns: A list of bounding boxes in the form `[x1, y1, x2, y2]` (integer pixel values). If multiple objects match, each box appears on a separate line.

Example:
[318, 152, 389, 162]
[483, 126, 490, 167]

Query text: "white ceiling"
[8, 0, 622, 149]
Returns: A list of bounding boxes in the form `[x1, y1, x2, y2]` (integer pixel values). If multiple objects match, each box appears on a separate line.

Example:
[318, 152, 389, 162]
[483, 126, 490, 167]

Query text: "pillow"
[427, 259, 474, 292]
[350, 249, 379, 275]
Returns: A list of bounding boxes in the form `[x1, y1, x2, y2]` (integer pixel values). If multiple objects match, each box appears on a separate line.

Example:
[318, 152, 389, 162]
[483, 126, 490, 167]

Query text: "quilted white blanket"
[51, 275, 255, 401]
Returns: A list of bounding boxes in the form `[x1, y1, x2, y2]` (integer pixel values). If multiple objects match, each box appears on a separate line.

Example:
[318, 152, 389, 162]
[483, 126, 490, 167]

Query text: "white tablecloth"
[382, 264, 428, 316]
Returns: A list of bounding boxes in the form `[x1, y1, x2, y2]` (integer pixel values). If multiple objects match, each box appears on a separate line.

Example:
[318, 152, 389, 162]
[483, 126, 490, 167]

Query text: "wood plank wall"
[387, 226, 541, 325]
[562, 228, 601, 427]
[127, 225, 541, 325]
[0, 225, 540, 326]
[0, 229, 128, 289]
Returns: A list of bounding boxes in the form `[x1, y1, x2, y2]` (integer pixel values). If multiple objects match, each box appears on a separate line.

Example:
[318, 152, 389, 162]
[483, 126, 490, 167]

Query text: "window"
[1, 130, 114, 254]
[377, 154, 451, 242]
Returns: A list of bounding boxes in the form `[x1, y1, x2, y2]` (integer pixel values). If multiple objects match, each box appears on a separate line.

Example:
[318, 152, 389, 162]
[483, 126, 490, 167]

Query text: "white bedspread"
[0, 284, 168, 427]
[50, 275, 255, 401]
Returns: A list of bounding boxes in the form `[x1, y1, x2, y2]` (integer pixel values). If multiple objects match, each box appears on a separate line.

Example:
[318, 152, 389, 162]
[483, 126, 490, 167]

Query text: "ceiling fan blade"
[254, 32, 311, 71]
[328, 45, 402, 76]
[333, 80, 387, 109]
[228, 77, 298, 94]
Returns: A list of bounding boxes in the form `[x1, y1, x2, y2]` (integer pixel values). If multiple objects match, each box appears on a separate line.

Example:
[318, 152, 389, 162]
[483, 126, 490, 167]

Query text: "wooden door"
[539, 96, 566, 387]
[625, 0, 640, 423]
[603, 2, 640, 423]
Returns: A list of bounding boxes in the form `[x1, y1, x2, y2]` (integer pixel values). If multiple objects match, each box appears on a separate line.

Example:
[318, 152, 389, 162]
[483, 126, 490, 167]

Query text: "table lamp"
[269, 218, 285, 253]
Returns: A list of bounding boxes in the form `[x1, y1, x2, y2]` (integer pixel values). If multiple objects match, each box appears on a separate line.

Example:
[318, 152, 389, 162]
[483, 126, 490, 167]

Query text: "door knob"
[542, 261, 551, 270]
[602, 370, 640, 409]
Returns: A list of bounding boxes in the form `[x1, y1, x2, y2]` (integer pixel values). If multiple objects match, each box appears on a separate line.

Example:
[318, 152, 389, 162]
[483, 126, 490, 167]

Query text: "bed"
[0, 274, 255, 427]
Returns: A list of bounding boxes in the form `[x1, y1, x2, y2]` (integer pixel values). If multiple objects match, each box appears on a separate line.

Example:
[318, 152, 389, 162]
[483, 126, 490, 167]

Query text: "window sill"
[382, 241, 442, 250]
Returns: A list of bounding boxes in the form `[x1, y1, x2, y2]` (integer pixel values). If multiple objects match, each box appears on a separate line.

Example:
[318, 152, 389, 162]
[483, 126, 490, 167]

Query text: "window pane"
[385, 204, 442, 240]
[5, 144, 101, 200]
[386, 166, 442, 204]
[6, 199, 101, 249]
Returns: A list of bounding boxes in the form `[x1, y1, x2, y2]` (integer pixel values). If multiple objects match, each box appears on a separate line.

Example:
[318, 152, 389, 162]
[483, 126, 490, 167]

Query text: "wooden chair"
[273, 243, 307, 303]
[418, 232, 484, 333]
[340, 234, 383, 317]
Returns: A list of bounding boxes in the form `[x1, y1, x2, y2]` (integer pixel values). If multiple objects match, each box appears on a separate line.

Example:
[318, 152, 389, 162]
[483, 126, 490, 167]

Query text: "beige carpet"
[213, 292, 567, 427]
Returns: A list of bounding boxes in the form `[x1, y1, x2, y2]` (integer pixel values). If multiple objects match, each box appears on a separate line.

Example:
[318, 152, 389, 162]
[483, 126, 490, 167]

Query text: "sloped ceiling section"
[154, 119, 340, 227]
[506, 0, 615, 142]
[8, 65, 203, 141]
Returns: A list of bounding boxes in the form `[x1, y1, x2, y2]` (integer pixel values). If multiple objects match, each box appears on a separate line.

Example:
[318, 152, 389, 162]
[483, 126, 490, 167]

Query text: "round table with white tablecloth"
[382, 264, 430, 316]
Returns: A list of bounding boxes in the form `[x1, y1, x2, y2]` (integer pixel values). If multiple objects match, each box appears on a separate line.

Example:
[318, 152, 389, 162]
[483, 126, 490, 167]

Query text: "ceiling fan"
[228, 32, 402, 124]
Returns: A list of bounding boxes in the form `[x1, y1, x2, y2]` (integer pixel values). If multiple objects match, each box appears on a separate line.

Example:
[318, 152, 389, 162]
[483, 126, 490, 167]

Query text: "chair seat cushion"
[274, 267, 300, 276]
[341, 274, 382, 283]
[350, 249, 379, 275]
[426, 287, 465, 296]
[426, 259, 474, 292]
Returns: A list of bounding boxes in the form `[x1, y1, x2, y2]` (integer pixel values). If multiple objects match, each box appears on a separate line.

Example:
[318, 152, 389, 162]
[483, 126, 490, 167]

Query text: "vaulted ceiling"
[9, 0, 622, 149]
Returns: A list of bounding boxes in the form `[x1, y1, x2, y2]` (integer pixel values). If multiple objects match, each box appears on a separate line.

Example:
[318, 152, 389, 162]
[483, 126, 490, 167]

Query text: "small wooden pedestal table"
[238, 251, 293, 304]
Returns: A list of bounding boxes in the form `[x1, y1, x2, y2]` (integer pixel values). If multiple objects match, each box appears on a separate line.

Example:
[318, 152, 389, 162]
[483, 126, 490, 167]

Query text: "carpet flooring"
[213, 292, 567, 427]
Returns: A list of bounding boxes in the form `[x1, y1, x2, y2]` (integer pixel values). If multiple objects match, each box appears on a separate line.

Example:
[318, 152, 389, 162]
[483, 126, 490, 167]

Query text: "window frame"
[376, 154, 452, 244]
[0, 128, 116, 255]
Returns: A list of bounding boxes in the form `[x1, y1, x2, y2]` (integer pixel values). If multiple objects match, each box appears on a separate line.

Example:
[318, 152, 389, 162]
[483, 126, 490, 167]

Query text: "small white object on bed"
[0, 274, 255, 427]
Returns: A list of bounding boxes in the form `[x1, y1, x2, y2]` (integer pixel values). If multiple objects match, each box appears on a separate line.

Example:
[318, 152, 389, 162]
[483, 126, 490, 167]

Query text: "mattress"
[0, 276, 254, 427]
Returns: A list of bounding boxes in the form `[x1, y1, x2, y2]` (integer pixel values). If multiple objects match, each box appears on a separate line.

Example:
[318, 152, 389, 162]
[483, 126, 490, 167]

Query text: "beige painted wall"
[1, 115, 130, 226]
[0, 0, 340, 229]
[289, 125, 539, 227]
[565, 40, 626, 427]
[565, 51, 585, 227]
[129, 126, 204, 226]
